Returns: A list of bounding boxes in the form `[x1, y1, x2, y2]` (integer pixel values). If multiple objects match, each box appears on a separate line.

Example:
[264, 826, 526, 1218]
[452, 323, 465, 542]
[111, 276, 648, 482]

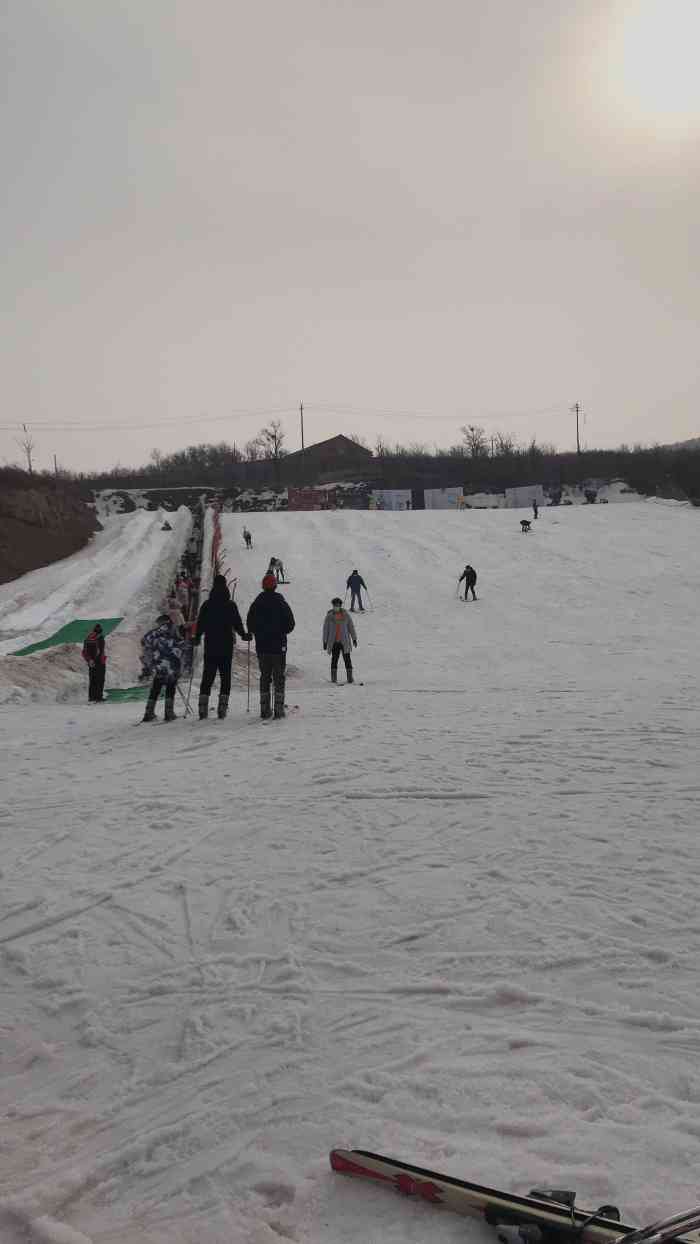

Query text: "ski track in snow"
[1, 504, 700, 1242]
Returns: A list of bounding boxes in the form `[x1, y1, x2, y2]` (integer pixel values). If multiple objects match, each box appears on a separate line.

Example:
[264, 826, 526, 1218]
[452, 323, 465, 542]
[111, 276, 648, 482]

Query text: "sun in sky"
[606, 0, 700, 132]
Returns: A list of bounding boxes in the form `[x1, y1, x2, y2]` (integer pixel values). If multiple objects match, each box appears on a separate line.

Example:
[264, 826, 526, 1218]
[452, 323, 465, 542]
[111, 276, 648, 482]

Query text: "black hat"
[331, 597, 342, 605]
[94, 623, 103, 633]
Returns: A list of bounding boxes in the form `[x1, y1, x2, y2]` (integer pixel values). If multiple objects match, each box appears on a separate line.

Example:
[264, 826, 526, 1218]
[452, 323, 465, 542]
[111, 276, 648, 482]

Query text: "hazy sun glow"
[609, 0, 700, 130]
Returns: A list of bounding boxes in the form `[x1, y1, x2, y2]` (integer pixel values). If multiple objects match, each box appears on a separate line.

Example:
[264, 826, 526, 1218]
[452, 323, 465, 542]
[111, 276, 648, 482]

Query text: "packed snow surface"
[2, 503, 700, 1243]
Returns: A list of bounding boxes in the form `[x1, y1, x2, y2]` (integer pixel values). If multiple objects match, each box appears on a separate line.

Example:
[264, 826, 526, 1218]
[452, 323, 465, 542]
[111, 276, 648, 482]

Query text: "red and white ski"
[330, 1150, 700, 1244]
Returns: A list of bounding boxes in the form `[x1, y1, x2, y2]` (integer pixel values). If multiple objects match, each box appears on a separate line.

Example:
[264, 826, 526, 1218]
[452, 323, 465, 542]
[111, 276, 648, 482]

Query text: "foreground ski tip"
[329, 1150, 680, 1244]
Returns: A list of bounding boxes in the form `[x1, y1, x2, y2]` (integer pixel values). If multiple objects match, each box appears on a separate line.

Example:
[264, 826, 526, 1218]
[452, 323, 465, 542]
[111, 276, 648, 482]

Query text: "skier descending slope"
[323, 596, 357, 683]
[246, 574, 295, 719]
[346, 568, 367, 611]
[194, 574, 250, 720]
[458, 564, 477, 601]
[140, 614, 186, 722]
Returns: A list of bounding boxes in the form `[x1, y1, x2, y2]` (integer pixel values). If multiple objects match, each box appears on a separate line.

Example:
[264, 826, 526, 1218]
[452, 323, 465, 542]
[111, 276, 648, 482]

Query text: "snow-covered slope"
[0, 507, 192, 702]
[2, 502, 700, 1244]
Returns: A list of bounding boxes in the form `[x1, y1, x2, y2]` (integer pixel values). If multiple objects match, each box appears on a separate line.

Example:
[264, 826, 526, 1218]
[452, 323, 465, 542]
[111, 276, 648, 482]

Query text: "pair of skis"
[330, 1150, 700, 1244]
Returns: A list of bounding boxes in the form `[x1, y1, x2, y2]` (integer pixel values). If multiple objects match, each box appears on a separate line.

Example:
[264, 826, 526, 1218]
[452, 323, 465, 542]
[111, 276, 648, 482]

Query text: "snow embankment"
[0, 507, 192, 703]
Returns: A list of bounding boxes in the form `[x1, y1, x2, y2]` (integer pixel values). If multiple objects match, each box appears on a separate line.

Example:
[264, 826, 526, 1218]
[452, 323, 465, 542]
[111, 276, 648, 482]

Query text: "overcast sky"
[1, 0, 699, 474]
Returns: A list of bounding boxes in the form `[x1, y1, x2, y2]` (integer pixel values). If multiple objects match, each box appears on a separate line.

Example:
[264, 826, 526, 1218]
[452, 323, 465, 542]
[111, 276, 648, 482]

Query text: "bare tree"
[493, 431, 517, 457]
[16, 423, 36, 474]
[245, 438, 263, 462]
[460, 424, 488, 458]
[347, 432, 369, 448]
[255, 419, 287, 461]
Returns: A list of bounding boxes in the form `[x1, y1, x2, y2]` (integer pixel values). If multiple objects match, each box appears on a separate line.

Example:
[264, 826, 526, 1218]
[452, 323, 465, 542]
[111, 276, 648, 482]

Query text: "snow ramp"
[0, 507, 192, 702]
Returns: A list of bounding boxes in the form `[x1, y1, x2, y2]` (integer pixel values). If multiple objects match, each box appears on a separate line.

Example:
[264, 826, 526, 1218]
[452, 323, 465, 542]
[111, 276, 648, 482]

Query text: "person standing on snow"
[82, 623, 107, 702]
[267, 556, 285, 583]
[532, 499, 539, 520]
[458, 564, 477, 601]
[243, 527, 253, 550]
[194, 574, 250, 720]
[346, 569, 367, 611]
[140, 613, 186, 722]
[246, 574, 295, 719]
[323, 597, 357, 683]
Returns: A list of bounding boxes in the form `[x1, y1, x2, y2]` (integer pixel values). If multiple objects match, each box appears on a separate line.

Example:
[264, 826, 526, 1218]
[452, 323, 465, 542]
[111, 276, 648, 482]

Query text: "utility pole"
[300, 401, 305, 452]
[53, 454, 58, 476]
[571, 402, 582, 455]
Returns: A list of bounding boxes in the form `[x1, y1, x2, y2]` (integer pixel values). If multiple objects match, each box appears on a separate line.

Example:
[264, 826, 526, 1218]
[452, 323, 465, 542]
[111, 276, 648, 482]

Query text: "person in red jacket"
[82, 624, 106, 703]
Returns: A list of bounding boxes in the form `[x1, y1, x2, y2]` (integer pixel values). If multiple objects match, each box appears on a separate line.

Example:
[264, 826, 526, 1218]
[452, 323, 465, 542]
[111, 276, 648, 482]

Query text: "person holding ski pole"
[346, 569, 367, 611]
[458, 564, 477, 601]
[323, 596, 357, 684]
[246, 574, 295, 719]
[140, 613, 186, 722]
[194, 573, 250, 720]
[268, 556, 285, 584]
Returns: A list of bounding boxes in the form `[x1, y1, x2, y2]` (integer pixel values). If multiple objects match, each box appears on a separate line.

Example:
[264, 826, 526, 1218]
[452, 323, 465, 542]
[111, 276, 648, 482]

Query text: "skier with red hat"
[246, 574, 295, 719]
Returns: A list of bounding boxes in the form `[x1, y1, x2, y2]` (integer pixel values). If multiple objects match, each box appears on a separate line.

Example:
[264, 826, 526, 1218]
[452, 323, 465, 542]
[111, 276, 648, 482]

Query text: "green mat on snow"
[12, 617, 123, 656]
[105, 684, 150, 703]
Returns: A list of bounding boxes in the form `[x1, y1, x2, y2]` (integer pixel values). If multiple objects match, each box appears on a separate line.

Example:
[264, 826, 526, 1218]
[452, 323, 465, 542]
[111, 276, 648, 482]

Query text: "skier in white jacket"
[322, 597, 358, 683]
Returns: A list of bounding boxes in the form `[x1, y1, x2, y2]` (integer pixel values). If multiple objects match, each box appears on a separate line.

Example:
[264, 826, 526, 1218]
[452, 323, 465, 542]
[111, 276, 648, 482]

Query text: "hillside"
[1, 500, 700, 1243]
[0, 471, 100, 585]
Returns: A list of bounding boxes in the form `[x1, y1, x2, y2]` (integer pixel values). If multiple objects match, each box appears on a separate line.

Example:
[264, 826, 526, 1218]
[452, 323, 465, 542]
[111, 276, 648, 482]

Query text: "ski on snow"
[330, 1150, 700, 1244]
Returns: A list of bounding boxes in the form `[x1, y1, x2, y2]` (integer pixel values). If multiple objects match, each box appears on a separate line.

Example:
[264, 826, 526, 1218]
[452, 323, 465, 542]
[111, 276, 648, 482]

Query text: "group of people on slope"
[138, 562, 368, 721]
[140, 571, 296, 723]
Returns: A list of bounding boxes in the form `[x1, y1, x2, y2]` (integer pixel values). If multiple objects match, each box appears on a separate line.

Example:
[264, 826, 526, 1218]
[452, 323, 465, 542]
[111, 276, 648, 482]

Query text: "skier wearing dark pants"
[346, 569, 367, 611]
[140, 615, 185, 722]
[246, 574, 295, 719]
[82, 624, 107, 702]
[323, 597, 357, 682]
[194, 574, 249, 719]
[458, 564, 477, 600]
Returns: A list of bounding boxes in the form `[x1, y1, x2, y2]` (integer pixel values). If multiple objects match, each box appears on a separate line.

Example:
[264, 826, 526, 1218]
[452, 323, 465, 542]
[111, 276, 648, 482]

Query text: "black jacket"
[196, 585, 248, 654]
[246, 591, 295, 655]
[346, 572, 366, 591]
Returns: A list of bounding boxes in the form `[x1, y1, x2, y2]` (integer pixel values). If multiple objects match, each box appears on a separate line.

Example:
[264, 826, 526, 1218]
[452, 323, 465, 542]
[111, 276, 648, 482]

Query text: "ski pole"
[184, 638, 197, 714]
[246, 640, 251, 713]
[176, 682, 193, 716]
[366, 590, 373, 611]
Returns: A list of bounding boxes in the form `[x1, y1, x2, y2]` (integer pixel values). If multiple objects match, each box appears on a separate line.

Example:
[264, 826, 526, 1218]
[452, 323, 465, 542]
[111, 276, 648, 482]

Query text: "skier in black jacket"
[458, 564, 477, 601]
[246, 574, 295, 719]
[346, 569, 367, 611]
[195, 574, 250, 719]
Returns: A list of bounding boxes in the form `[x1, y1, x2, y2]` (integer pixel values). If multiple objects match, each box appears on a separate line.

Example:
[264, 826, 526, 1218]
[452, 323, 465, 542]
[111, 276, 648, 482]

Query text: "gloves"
[323, 645, 327, 651]
[88, 661, 95, 668]
[243, 631, 252, 642]
[353, 640, 357, 648]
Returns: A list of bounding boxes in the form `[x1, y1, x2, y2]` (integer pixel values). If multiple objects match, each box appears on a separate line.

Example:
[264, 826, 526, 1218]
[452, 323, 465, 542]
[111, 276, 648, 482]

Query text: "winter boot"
[331, 669, 338, 683]
[217, 693, 229, 720]
[164, 694, 177, 722]
[198, 694, 209, 720]
[142, 699, 158, 723]
[260, 691, 272, 719]
[346, 669, 354, 684]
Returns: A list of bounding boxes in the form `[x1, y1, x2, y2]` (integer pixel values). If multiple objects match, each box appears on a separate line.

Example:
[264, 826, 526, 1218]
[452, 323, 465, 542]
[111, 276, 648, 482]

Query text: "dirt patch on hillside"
[0, 471, 100, 585]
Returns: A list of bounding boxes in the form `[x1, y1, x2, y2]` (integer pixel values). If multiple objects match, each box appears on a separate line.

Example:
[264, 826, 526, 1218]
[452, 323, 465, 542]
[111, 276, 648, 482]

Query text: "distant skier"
[140, 614, 186, 722]
[247, 575, 295, 719]
[521, 519, 531, 533]
[243, 527, 253, 550]
[323, 597, 357, 683]
[267, 556, 285, 583]
[346, 569, 367, 611]
[458, 565, 477, 601]
[82, 623, 106, 703]
[532, 499, 538, 519]
[194, 574, 250, 720]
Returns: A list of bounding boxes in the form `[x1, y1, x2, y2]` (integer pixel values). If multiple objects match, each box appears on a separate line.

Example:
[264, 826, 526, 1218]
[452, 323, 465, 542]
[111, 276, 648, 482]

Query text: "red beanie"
[262, 574, 277, 590]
